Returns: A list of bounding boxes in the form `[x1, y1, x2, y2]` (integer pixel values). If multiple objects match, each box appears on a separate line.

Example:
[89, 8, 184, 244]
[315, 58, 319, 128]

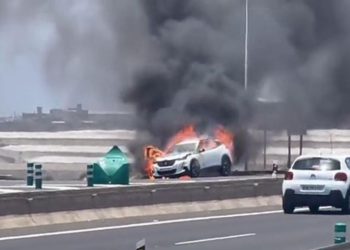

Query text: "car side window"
[198, 140, 206, 152]
[345, 158, 350, 169]
[198, 139, 216, 151]
[206, 139, 217, 150]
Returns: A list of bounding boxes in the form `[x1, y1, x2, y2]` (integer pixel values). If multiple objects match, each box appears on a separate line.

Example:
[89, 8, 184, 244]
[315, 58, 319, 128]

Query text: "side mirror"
[199, 148, 205, 153]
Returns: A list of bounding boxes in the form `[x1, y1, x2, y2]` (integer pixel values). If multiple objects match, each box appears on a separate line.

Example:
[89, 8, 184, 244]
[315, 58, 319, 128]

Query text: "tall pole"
[263, 129, 267, 170]
[287, 133, 291, 168]
[244, 0, 249, 171]
[244, 0, 249, 90]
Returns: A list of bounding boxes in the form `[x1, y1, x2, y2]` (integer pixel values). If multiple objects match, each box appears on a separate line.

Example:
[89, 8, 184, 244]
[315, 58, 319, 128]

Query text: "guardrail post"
[335, 223, 346, 244]
[87, 164, 94, 187]
[34, 164, 42, 189]
[26, 163, 34, 186]
[136, 239, 145, 250]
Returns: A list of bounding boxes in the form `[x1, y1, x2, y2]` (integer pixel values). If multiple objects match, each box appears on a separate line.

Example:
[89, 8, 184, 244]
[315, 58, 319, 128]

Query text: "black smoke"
[2, 0, 350, 166]
[121, 0, 350, 168]
[125, 0, 350, 139]
[124, 0, 249, 148]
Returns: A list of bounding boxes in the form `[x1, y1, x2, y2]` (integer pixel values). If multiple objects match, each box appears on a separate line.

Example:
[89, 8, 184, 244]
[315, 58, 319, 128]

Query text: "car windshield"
[169, 143, 197, 154]
[292, 157, 341, 171]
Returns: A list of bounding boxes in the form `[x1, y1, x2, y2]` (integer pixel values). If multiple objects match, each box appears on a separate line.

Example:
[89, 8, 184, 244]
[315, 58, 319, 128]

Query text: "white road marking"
[0, 185, 80, 191]
[45, 186, 80, 191]
[0, 185, 28, 188]
[0, 210, 282, 242]
[175, 233, 256, 246]
[0, 189, 22, 194]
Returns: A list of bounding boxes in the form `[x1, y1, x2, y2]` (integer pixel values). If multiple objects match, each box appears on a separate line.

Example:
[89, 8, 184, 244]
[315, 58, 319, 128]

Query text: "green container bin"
[93, 146, 129, 185]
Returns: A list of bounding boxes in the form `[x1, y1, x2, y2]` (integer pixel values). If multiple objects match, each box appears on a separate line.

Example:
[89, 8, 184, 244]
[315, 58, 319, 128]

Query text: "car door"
[197, 139, 212, 168]
[199, 139, 221, 168]
[203, 139, 220, 167]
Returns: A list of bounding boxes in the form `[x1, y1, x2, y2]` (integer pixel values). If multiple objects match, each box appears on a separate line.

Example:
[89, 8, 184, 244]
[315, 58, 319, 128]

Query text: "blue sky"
[0, 53, 60, 116]
[0, 16, 61, 116]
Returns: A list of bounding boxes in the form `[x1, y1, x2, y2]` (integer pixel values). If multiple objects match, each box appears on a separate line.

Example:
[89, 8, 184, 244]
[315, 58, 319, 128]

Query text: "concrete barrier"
[0, 178, 282, 216]
[0, 195, 282, 229]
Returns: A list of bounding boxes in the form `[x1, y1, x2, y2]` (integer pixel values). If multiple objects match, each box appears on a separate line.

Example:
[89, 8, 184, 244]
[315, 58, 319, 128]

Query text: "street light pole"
[244, 0, 249, 90]
[244, 0, 249, 171]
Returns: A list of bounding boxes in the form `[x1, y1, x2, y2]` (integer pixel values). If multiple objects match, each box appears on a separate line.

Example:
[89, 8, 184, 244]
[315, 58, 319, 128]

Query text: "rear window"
[292, 157, 340, 171]
[345, 158, 350, 169]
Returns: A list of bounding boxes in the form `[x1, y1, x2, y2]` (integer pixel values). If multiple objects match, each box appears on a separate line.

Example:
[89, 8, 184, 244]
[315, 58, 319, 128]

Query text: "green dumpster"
[93, 145, 129, 185]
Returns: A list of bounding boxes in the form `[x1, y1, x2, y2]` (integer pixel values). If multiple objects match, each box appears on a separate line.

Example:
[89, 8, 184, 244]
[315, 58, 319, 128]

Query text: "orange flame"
[144, 145, 164, 179]
[164, 125, 198, 153]
[215, 126, 235, 157]
[143, 125, 198, 179]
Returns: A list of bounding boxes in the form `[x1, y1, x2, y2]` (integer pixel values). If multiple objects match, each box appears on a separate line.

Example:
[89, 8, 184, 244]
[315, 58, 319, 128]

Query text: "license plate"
[158, 167, 175, 172]
[301, 185, 324, 191]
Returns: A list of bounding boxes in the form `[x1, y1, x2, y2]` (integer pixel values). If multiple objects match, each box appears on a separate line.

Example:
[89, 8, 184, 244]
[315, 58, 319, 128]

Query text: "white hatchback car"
[153, 138, 233, 178]
[282, 155, 350, 214]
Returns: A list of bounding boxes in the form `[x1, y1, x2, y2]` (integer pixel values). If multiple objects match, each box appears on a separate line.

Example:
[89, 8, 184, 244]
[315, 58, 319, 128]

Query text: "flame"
[215, 126, 235, 157]
[144, 145, 164, 179]
[143, 125, 198, 179]
[179, 175, 192, 181]
[164, 125, 198, 153]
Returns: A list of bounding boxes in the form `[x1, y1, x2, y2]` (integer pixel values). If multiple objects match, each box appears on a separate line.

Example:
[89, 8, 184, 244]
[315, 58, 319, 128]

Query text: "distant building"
[0, 104, 136, 131]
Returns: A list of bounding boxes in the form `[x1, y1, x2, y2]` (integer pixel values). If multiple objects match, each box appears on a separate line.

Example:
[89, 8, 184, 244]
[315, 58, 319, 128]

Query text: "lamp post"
[244, 0, 249, 171]
[244, 0, 249, 91]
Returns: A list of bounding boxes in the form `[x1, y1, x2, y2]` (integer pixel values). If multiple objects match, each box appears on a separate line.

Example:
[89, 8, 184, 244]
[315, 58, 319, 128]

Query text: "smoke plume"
[2, 0, 350, 164]
[125, 0, 350, 145]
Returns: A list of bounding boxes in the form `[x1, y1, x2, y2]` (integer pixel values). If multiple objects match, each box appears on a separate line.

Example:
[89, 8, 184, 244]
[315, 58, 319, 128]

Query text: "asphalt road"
[0, 207, 348, 250]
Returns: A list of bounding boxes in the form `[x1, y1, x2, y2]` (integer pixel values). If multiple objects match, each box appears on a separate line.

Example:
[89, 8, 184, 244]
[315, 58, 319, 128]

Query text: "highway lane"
[0, 208, 348, 250]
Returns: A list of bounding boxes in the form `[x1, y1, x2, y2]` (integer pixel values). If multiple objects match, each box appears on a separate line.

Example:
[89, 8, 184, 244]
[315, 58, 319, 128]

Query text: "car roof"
[294, 154, 350, 161]
[175, 136, 219, 146]
[176, 139, 200, 145]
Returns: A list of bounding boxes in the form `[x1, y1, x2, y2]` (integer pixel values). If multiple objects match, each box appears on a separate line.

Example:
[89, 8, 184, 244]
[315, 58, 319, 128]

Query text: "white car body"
[153, 138, 233, 178]
[282, 154, 350, 213]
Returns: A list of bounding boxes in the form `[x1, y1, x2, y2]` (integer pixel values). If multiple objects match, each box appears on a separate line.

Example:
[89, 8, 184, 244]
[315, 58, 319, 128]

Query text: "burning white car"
[153, 138, 233, 178]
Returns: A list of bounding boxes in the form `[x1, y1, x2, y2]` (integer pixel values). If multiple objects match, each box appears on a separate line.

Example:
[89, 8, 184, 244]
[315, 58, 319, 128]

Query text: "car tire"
[190, 159, 201, 178]
[282, 196, 295, 214]
[220, 155, 232, 176]
[341, 192, 350, 214]
[309, 205, 319, 213]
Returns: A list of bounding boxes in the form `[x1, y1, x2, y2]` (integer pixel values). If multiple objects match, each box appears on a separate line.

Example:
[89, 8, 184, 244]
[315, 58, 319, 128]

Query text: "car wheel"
[341, 192, 350, 214]
[309, 205, 319, 213]
[220, 155, 231, 176]
[190, 159, 201, 178]
[282, 196, 295, 214]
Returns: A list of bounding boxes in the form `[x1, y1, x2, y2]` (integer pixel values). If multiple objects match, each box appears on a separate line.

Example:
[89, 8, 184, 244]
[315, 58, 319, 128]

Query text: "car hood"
[156, 152, 192, 162]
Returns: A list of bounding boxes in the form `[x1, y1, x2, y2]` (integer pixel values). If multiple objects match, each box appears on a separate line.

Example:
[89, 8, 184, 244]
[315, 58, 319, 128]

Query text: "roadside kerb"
[313, 242, 350, 250]
[0, 178, 282, 216]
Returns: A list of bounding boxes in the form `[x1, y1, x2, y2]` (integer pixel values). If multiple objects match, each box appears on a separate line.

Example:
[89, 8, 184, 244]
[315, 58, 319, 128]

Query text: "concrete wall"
[2, 129, 350, 176]
[0, 178, 282, 216]
[250, 129, 350, 170]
